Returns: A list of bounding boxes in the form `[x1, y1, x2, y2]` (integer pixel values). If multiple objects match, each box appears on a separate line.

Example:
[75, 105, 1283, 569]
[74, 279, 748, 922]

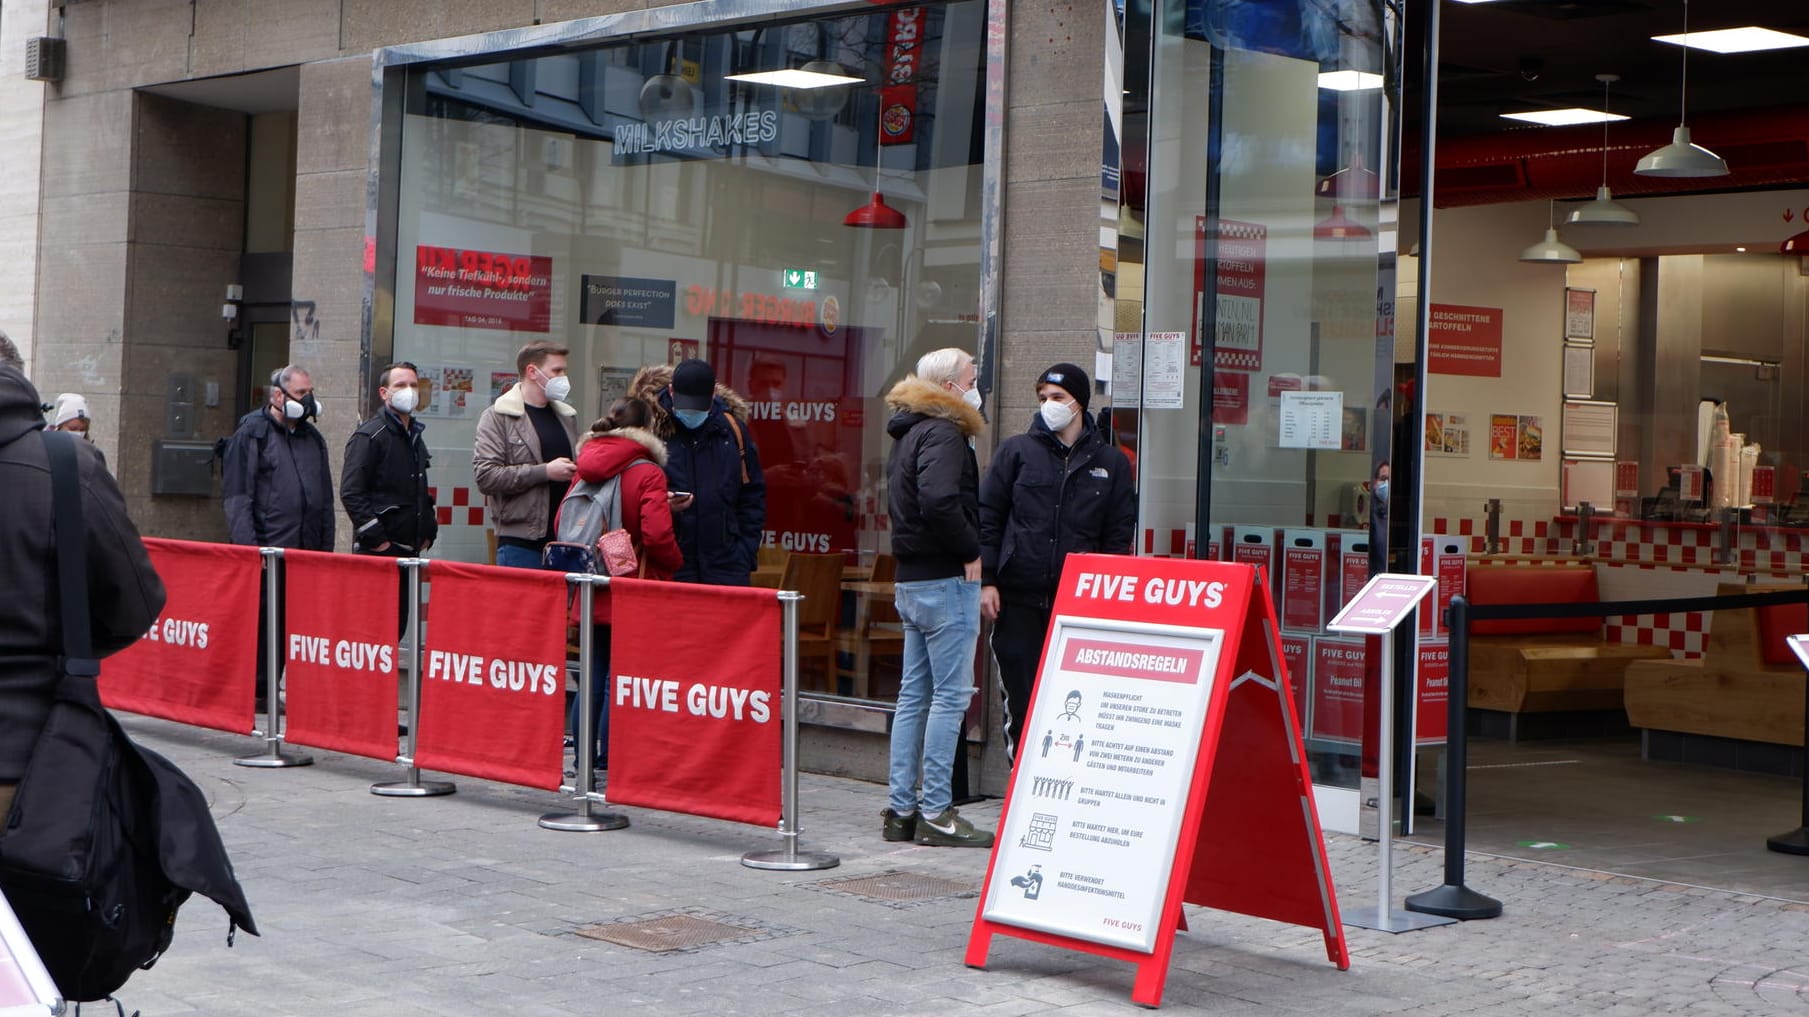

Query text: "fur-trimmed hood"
[884, 375, 984, 439]
[628, 363, 751, 439]
[576, 425, 668, 466]
[491, 382, 577, 418]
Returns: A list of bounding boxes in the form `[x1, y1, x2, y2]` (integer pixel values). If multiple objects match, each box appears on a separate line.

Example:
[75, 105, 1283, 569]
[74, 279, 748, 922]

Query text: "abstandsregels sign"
[983, 617, 1223, 953]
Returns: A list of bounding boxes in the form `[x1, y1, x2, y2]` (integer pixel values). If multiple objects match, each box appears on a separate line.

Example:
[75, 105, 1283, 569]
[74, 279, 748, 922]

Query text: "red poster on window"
[280, 550, 401, 762]
[415, 562, 568, 790]
[414, 245, 552, 333]
[1279, 633, 1311, 725]
[1428, 303, 1503, 377]
[100, 539, 261, 733]
[1197, 217, 1267, 371]
[1310, 638, 1365, 745]
[1615, 460, 1642, 498]
[1433, 541, 1466, 640]
[1212, 370, 1250, 425]
[607, 580, 782, 827]
[1416, 640, 1449, 745]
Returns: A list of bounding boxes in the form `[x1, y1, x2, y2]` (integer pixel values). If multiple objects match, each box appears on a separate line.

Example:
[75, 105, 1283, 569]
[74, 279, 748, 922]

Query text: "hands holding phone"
[667, 491, 694, 512]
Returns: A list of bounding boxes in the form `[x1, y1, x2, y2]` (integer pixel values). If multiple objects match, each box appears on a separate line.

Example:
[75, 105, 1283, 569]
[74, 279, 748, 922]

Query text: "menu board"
[982, 617, 1223, 953]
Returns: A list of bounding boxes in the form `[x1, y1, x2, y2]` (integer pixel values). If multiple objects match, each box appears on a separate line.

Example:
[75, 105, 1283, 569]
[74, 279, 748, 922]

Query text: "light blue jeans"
[495, 544, 544, 569]
[888, 576, 981, 818]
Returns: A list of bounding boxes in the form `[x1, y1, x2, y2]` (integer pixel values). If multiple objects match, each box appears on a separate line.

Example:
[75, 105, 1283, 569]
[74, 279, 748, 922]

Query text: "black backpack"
[0, 430, 257, 1003]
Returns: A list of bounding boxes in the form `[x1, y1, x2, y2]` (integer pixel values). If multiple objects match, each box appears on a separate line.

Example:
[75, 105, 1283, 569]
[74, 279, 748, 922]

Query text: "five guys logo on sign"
[1073, 571, 1227, 610]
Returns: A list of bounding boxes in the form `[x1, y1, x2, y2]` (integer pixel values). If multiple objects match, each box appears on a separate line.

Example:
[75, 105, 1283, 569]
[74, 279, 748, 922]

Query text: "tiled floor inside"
[1401, 734, 1809, 901]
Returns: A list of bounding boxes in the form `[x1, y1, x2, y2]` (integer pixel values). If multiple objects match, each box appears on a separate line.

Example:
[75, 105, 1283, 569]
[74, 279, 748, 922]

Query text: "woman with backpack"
[565, 396, 684, 773]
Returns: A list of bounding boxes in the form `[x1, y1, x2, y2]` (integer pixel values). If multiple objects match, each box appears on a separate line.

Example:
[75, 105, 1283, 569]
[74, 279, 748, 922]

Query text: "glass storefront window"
[1108, 0, 1401, 829]
[380, 3, 990, 705]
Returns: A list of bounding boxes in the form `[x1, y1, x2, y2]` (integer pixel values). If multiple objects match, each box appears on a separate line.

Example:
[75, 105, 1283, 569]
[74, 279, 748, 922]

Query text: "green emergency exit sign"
[783, 269, 819, 290]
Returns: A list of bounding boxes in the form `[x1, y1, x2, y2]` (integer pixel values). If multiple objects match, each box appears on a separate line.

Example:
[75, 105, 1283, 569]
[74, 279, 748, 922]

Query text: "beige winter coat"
[471, 383, 579, 541]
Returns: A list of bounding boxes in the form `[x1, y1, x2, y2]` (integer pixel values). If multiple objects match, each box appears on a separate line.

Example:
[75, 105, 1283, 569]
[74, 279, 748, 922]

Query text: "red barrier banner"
[100, 539, 261, 733]
[414, 562, 567, 790]
[280, 550, 400, 761]
[608, 579, 781, 827]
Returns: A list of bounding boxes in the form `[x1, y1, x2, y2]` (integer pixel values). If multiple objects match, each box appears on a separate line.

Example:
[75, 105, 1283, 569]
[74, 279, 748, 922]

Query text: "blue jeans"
[887, 576, 981, 817]
[495, 544, 544, 569]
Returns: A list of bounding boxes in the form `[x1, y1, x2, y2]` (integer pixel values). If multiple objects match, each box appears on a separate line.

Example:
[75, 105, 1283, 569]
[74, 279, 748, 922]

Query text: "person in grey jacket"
[222, 364, 333, 708]
[0, 351, 165, 816]
[979, 363, 1136, 764]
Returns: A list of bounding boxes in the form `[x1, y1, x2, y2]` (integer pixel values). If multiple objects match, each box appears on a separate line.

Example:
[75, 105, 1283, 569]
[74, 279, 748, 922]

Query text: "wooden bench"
[1464, 564, 1670, 739]
[1623, 583, 1807, 750]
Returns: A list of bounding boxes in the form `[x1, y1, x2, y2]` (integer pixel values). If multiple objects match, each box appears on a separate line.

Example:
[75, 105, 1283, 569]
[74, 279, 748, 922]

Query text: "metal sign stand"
[743, 591, 839, 871]
[236, 547, 313, 769]
[373, 559, 455, 797]
[1329, 574, 1454, 934]
[542, 575, 629, 832]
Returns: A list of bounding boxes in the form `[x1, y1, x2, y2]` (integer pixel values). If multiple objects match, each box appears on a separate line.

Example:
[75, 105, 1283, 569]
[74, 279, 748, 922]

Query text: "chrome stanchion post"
[237, 547, 312, 768]
[743, 590, 839, 871]
[373, 558, 455, 797]
[542, 574, 628, 832]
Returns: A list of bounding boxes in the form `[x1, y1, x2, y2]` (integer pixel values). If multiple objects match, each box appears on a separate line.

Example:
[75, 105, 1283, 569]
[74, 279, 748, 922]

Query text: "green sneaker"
[914, 808, 994, 848]
[882, 808, 919, 842]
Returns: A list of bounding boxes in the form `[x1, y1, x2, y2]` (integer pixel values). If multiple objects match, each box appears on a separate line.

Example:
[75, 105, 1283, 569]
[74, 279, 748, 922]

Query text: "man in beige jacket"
[473, 340, 580, 568]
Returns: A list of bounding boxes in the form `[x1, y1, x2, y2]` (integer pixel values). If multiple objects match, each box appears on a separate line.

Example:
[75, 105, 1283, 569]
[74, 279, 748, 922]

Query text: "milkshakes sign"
[984, 617, 1222, 952]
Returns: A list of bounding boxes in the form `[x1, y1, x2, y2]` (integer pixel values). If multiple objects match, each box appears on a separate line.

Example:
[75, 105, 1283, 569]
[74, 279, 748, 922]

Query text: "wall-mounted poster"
[1198, 217, 1267, 371]
[1489, 414, 1542, 460]
[1340, 407, 1366, 451]
[1428, 303, 1503, 377]
[1560, 400, 1617, 458]
[1563, 344, 1594, 398]
[1565, 287, 1596, 341]
[416, 364, 476, 418]
[414, 245, 552, 333]
[1425, 412, 1471, 457]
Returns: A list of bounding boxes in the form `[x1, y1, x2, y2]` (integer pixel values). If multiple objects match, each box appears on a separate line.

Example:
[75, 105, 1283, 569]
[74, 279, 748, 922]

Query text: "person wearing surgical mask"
[977, 362, 1137, 764]
[223, 364, 336, 710]
[472, 341, 580, 569]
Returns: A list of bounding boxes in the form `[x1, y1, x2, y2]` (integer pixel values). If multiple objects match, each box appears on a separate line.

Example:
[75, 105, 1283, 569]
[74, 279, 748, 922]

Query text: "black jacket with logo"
[340, 409, 437, 553]
[979, 413, 1137, 607]
[0, 366, 165, 781]
[884, 377, 984, 583]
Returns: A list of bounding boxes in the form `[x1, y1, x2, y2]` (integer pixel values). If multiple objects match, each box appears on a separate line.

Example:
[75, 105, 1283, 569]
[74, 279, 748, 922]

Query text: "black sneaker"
[914, 808, 994, 848]
[882, 808, 919, 842]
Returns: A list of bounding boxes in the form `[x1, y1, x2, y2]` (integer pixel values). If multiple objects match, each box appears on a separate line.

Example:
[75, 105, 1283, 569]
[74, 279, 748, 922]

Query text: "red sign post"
[965, 555, 1348, 1007]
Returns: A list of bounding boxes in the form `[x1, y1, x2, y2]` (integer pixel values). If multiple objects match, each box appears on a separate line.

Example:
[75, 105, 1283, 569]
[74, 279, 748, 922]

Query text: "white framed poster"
[1562, 344, 1594, 399]
[982, 616, 1224, 954]
[1561, 400, 1617, 458]
[1565, 287, 1595, 341]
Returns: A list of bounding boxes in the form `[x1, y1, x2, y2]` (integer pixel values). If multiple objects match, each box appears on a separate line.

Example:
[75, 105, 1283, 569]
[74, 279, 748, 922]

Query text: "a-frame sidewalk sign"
[965, 554, 1349, 1008]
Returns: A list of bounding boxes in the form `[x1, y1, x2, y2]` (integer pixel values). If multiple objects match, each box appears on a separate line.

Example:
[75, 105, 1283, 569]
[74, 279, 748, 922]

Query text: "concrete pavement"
[112, 715, 1809, 1016]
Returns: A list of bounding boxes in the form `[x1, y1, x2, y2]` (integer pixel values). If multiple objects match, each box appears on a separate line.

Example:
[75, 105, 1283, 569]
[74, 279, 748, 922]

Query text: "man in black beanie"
[978, 361, 1137, 764]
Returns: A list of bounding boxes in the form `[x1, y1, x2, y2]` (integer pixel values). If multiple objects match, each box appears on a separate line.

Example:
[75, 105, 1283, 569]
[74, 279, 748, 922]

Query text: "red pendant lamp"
[844, 98, 908, 230]
[1314, 204, 1370, 240]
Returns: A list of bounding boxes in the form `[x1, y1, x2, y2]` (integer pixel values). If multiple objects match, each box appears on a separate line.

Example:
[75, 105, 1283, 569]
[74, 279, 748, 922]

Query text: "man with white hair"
[879, 347, 993, 848]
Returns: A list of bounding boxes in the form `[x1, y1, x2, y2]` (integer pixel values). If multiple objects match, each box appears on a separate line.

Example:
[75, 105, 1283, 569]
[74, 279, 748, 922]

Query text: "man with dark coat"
[341, 362, 437, 559]
[979, 362, 1136, 764]
[629, 360, 765, 586]
[879, 347, 993, 848]
[0, 349, 165, 818]
[223, 364, 335, 707]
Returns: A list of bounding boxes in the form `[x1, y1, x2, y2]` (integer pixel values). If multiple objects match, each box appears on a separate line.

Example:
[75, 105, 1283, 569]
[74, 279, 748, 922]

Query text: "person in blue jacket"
[631, 359, 765, 585]
[979, 362, 1137, 764]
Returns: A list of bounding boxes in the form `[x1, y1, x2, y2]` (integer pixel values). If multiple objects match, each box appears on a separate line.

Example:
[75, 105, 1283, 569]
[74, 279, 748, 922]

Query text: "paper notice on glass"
[1145, 331, 1186, 409]
[1111, 332, 1141, 409]
[1278, 391, 1342, 450]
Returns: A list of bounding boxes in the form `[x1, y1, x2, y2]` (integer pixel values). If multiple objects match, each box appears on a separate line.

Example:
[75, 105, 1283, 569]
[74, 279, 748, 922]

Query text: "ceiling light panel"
[1652, 27, 1809, 54]
[1500, 108, 1628, 127]
[724, 67, 864, 89]
[1317, 70, 1384, 91]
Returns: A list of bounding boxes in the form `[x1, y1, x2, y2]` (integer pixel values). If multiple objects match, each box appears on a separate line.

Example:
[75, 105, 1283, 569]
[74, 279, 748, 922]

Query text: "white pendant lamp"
[1567, 74, 1640, 226]
[1521, 201, 1582, 264]
[1635, 0, 1730, 178]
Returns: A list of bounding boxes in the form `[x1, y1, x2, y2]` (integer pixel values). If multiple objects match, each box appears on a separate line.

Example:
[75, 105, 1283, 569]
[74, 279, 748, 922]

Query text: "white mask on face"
[543, 374, 572, 403]
[1039, 399, 1076, 432]
[962, 386, 983, 410]
[388, 386, 419, 415]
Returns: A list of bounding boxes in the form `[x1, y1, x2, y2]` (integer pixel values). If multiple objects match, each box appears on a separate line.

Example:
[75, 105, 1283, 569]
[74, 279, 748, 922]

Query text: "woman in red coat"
[568, 396, 683, 772]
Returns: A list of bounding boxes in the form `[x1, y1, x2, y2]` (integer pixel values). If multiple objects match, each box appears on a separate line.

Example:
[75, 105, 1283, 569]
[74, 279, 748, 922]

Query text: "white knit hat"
[51, 393, 89, 428]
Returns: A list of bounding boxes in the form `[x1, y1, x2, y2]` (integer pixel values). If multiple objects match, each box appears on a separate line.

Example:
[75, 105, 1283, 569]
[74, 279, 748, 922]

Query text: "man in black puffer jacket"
[979, 362, 1136, 763]
[0, 340, 165, 818]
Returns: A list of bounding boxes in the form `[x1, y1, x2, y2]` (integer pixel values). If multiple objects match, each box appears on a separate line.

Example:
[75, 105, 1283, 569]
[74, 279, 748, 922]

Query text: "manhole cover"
[576, 914, 755, 952]
[814, 869, 977, 903]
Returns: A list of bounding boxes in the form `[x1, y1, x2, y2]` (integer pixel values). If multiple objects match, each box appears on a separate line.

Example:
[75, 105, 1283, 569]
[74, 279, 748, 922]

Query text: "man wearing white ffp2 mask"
[472, 341, 580, 569]
[977, 361, 1137, 764]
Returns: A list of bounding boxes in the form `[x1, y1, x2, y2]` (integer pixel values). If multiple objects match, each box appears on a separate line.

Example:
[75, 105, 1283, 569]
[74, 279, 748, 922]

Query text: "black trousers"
[991, 598, 1053, 765]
